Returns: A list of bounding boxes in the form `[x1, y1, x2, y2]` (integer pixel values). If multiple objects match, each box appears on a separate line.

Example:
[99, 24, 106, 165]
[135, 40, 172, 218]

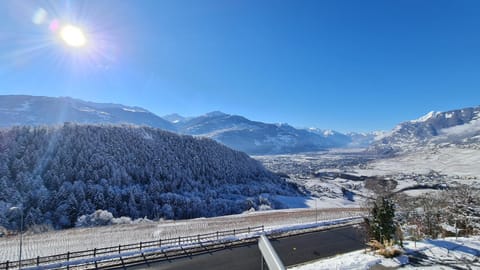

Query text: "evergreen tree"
[368, 196, 396, 243]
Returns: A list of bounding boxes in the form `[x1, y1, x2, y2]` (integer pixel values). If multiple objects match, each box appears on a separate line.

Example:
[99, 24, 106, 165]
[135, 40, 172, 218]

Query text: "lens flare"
[32, 8, 48, 25]
[49, 19, 60, 32]
[60, 25, 87, 47]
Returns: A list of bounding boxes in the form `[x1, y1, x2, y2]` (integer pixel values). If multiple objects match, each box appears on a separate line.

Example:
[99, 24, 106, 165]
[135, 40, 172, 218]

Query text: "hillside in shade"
[0, 124, 299, 229]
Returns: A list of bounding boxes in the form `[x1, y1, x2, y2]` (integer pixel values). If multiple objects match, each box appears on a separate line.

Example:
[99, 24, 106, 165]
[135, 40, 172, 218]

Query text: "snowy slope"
[0, 95, 175, 130]
[368, 146, 480, 178]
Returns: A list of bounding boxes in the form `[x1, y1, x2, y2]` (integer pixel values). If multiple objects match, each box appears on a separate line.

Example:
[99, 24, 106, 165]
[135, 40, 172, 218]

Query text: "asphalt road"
[132, 225, 365, 270]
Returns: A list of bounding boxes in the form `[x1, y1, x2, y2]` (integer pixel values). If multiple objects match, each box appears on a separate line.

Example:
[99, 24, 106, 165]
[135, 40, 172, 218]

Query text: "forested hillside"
[0, 124, 299, 229]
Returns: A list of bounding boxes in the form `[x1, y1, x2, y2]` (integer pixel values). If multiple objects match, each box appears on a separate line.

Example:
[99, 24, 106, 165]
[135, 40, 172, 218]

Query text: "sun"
[59, 24, 87, 47]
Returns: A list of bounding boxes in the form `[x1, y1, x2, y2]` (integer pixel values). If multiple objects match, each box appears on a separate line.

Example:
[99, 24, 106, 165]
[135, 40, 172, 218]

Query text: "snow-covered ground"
[366, 146, 480, 179]
[289, 237, 480, 270]
[258, 148, 480, 206]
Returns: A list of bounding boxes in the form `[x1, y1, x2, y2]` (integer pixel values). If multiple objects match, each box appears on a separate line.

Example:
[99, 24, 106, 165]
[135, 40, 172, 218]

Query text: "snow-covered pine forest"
[0, 124, 300, 230]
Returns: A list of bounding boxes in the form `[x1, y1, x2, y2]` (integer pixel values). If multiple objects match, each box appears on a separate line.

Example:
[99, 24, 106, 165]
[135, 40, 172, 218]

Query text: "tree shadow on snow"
[426, 239, 480, 257]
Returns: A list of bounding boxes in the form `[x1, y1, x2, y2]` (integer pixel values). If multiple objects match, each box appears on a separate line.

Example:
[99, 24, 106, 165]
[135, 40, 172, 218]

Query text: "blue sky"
[0, 0, 479, 132]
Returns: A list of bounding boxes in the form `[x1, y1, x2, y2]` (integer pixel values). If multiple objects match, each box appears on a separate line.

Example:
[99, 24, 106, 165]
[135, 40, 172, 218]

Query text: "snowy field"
[365, 146, 480, 179]
[258, 148, 480, 204]
[258, 147, 480, 181]
[289, 236, 480, 270]
[0, 207, 365, 262]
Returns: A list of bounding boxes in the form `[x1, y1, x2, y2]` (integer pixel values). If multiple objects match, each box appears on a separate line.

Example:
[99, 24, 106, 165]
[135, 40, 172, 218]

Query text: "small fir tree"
[369, 197, 396, 244]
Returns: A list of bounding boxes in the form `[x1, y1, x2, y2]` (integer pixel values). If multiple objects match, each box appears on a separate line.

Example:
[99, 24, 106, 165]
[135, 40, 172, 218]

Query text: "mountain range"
[168, 111, 357, 155]
[0, 95, 373, 154]
[1, 95, 477, 155]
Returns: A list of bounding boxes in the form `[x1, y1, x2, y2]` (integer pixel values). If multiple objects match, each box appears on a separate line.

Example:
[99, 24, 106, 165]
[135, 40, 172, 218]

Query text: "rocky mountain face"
[369, 106, 480, 155]
[0, 95, 175, 131]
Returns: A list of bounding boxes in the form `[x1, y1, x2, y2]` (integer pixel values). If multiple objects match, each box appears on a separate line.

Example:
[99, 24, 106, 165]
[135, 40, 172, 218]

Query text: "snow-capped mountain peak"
[410, 111, 440, 123]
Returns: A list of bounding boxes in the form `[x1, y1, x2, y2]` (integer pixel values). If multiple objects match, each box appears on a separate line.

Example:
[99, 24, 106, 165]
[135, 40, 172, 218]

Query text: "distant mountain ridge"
[170, 111, 361, 154]
[369, 106, 480, 154]
[0, 95, 175, 130]
[0, 95, 375, 154]
[2, 95, 477, 155]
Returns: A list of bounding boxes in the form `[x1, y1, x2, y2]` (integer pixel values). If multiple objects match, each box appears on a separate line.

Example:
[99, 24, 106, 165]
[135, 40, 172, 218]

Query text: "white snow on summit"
[410, 111, 439, 123]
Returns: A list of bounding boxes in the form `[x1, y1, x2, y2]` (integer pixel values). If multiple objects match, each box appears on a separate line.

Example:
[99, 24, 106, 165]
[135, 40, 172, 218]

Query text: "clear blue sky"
[1, 0, 479, 132]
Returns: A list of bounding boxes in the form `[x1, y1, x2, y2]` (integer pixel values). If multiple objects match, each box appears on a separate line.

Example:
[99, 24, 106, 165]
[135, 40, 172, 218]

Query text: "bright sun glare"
[60, 25, 87, 47]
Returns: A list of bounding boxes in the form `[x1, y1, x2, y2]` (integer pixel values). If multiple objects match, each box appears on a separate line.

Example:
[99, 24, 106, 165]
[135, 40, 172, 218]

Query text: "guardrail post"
[119, 256, 126, 270]
[178, 236, 181, 245]
[94, 248, 97, 257]
[118, 244, 121, 253]
[158, 239, 161, 247]
[67, 251, 70, 270]
[5, 261, 8, 270]
[140, 241, 143, 251]
[248, 227, 251, 233]
[216, 231, 219, 240]
[141, 252, 150, 267]
[197, 234, 200, 242]
[262, 225, 264, 232]
[36, 256, 40, 266]
[233, 229, 236, 236]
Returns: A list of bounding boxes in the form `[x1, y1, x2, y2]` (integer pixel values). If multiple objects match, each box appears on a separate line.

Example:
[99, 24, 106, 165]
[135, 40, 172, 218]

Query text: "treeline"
[0, 124, 299, 230]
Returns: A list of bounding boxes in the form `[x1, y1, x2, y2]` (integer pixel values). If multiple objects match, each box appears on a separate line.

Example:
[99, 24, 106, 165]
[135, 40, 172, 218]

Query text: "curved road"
[131, 225, 365, 270]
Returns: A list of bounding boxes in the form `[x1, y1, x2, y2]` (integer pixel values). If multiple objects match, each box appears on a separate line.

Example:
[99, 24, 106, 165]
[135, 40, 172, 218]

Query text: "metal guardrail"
[88, 219, 364, 270]
[0, 226, 264, 270]
[0, 209, 367, 270]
